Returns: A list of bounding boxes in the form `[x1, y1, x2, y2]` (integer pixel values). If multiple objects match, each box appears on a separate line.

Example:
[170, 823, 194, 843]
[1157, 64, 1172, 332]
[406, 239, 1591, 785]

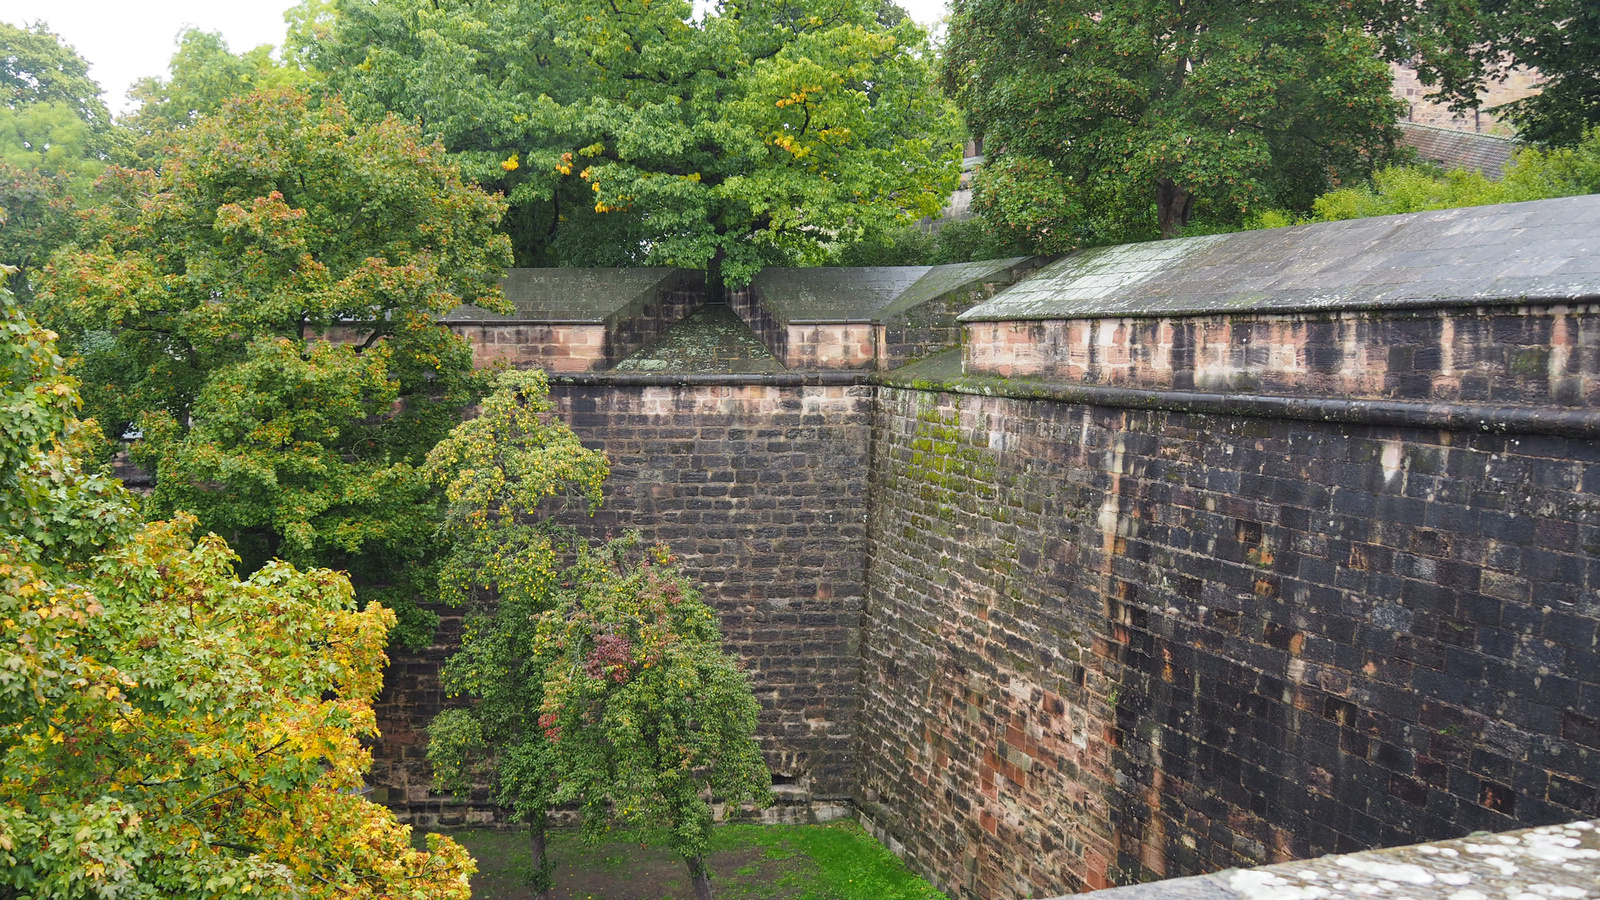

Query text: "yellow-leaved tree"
[0, 282, 474, 898]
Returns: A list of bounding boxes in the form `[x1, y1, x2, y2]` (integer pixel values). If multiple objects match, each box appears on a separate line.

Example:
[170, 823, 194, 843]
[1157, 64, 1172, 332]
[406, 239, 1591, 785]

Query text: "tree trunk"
[707, 245, 728, 299]
[685, 853, 714, 900]
[1156, 177, 1196, 239]
[529, 815, 553, 899]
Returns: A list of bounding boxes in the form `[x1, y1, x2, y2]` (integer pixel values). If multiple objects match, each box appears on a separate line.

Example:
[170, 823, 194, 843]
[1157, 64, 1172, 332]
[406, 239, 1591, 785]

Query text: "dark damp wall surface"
[857, 385, 1600, 899]
[372, 375, 1600, 893]
[554, 382, 876, 799]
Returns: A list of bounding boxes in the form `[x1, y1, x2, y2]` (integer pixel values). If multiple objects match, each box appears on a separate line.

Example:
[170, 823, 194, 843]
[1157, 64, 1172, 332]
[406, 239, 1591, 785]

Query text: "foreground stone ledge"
[1063, 820, 1600, 900]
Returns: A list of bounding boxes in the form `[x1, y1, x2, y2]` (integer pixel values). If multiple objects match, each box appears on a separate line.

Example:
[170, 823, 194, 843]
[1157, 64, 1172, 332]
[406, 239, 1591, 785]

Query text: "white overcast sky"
[1, 0, 951, 115]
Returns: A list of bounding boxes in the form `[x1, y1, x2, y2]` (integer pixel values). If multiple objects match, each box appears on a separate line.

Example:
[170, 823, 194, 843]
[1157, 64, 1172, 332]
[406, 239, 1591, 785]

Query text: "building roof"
[750, 266, 933, 324]
[1398, 122, 1517, 179]
[961, 195, 1600, 322]
[876, 257, 1037, 321]
[442, 268, 686, 324]
[753, 257, 1039, 324]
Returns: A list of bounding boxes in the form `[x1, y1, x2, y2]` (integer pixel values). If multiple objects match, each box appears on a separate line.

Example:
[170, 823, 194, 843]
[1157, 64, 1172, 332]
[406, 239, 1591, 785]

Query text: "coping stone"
[441, 268, 685, 324]
[1054, 819, 1600, 900]
[876, 257, 1039, 321]
[961, 195, 1600, 322]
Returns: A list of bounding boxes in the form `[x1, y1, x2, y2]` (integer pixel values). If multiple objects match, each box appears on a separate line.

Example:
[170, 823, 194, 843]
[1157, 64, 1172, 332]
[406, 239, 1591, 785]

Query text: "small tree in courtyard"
[423, 369, 610, 895]
[537, 534, 772, 900]
[423, 371, 769, 900]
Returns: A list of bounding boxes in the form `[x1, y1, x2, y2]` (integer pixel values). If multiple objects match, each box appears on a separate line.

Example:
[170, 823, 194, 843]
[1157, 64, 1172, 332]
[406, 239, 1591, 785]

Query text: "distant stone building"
[1390, 61, 1541, 137]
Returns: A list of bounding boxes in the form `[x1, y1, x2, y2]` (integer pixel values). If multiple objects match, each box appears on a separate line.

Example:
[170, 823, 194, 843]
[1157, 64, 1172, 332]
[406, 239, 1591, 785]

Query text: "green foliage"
[125, 30, 319, 150]
[833, 216, 1032, 267]
[39, 87, 513, 646]
[0, 279, 130, 567]
[1500, 128, 1600, 198]
[0, 101, 103, 183]
[1309, 166, 1513, 222]
[424, 369, 610, 891]
[425, 373, 766, 898]
[0, 23, 112, 299]
[1405, 0, 1600, 147]
[299, 0, 961, 285]
[537, 534, 772, 862]
[0, 161, 84, 302]
[1251, 128, 1600, 227]
[942, 0, 1407, 246]
[0, 286, 474, 899]
[0, 22, 109, 134]
[1489, 1, 1600, 145]
[970, 155, 1113, 254]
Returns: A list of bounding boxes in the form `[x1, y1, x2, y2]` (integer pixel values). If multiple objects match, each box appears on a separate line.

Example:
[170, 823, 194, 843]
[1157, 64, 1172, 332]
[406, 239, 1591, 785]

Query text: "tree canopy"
[123, 29, 319, 150]
[0, 22, 112, 299]
[38, 87, 513, 646]
[0, 21, 109, 135]
[297, 0, 961, 285]
[0, 285, 474, 899]
[1447, 0, 1600, 146]
[943, 0, 1407, 244]
[424, 368, 610, 894]
[536, 534, 771, 900]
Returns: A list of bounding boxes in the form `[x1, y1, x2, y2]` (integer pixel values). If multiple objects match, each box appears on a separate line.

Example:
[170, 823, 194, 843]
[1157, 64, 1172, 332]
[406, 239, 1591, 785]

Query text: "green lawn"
[431, 821, 948, 900]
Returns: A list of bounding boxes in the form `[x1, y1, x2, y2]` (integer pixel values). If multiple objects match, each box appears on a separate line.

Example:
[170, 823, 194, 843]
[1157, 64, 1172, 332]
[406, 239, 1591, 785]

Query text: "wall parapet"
[883, 353, 1600, 438]
[1059, 819, 1600, 900]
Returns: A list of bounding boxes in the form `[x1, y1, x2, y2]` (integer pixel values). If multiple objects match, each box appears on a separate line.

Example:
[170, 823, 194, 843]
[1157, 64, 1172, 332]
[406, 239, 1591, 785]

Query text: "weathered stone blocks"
[857, 384, 1600, 898]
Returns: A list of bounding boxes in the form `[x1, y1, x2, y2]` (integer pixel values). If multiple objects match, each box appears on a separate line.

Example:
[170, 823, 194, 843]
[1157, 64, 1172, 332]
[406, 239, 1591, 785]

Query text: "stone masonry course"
[368, 196, 1600, 898]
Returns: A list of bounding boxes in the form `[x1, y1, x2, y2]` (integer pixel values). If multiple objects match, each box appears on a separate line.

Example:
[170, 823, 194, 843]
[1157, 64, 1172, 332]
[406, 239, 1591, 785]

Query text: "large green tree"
[535, 534, 772, 900]
[424, 369, 610, 896]
[1441, 0, 1600, 146]
[124, 29, 319, 151]
[0, 22, 113, 299]
[943, 0, 1408, 243]
[0, 286, 475, 899]
[0, 21, 109, 134]
[39, 88, 513, 646]
[297, 0, 961, 285]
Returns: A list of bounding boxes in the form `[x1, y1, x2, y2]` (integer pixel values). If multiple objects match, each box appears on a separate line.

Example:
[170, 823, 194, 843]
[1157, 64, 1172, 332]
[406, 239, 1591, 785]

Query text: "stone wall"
[1391, 61, 1540, 137]
[367, 202, 1600, 898]
[729, 285, 788, 364]
[448, 321, 611, 372]
[369, 607, 501, 827]
[551, 376, 876, 802]
[447, 277, 703, 371]
[962, 305, 1600, 406]
[784, 323, 878, 370]
[370, 375, 876, 820]
[855, 379, 1600, 899]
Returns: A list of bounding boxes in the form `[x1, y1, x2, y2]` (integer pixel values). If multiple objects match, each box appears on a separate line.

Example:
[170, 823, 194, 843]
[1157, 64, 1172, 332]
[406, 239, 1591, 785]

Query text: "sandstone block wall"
[962, 306, 1600, 406]
[550, 380, 876, 801]
[784, 323, 878, 370]
[449, 322, 611, 372]
[449, 283, 702, 371]
[857, 384, 1600, 899]
[370, 607, 502, 827]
